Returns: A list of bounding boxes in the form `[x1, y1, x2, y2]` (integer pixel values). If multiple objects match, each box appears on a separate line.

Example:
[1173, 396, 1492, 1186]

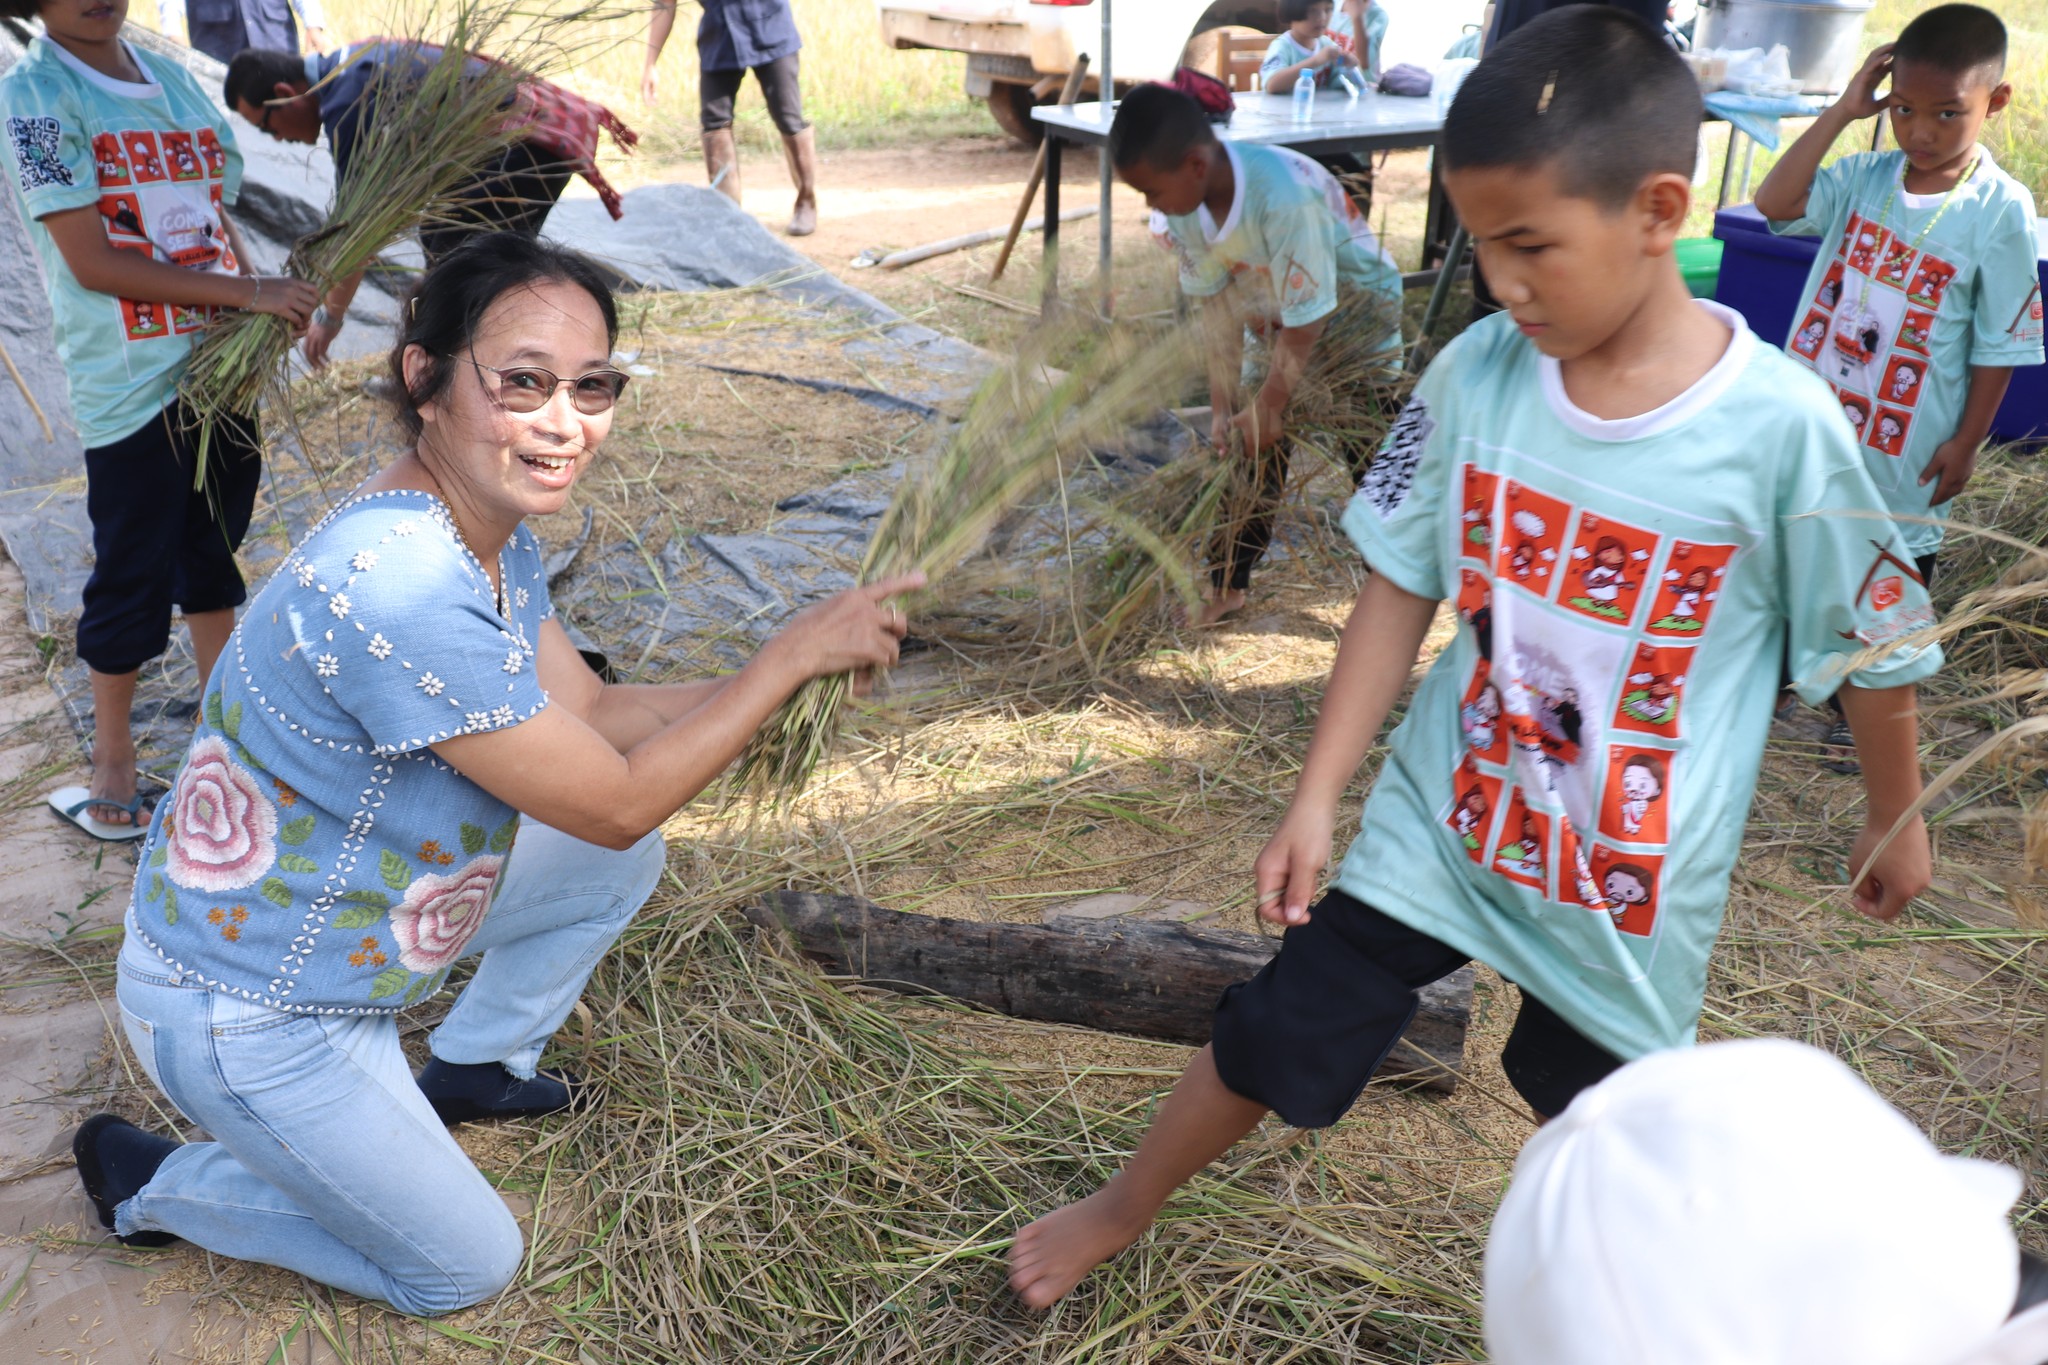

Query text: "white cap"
[1484, 1038, 2028, 1365]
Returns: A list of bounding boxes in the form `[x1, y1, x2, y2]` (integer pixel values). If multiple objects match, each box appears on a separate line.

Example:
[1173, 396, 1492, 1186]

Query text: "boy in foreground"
[1755, 3, 2041, 767]
[1011, 8, 1940, 1309]
[1111, 84, 1402, 625]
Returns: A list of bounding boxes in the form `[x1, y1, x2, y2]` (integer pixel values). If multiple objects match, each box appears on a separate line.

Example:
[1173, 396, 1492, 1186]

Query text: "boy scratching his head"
[1756, 4, 2043, 589]
[1011, 8, 1939, 1311]
[1110, 83, 1402, 625]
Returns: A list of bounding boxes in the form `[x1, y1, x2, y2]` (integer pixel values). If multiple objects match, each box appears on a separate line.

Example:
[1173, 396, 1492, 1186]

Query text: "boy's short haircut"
[222, 48, 308, 114]
[1277, 0, 1325, 23]
[1893, 4, 2007, 81]
[1443, 6, 1701, 210]
[1108, 83, 1219, 173]
[0, 0, 41, 23]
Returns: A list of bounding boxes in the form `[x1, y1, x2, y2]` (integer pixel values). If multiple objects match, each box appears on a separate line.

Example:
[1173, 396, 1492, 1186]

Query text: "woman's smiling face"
[407, 278, 616, 527]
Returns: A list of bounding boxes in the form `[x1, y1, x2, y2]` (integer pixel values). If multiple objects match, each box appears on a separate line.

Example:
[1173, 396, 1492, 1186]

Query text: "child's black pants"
[78, 402, 260, 676]
[1210, 887, 1625, 1122]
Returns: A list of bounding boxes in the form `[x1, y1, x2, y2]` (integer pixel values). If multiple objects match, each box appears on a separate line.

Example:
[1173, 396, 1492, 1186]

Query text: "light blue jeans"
[113, 820, 665, 1316]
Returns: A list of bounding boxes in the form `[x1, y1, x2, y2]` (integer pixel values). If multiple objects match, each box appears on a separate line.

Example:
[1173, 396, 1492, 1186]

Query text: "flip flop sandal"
[47, 786, 156, 842]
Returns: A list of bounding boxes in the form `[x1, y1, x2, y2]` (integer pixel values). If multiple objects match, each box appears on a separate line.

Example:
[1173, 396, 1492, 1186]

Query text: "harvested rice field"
[13, 279, 2048, 1362]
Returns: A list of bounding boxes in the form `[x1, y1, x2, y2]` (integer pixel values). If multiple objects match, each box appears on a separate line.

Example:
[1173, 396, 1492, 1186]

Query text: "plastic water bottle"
[1335, 67, 1362, 100]
[1292, 71, 1315, 123]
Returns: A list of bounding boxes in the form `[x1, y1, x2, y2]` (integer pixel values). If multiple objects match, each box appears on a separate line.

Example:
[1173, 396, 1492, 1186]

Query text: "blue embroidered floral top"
[124, 489, 552, 1013]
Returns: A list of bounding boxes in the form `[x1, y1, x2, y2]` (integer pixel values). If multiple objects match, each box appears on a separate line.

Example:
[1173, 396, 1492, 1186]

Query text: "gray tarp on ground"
[0, 20, 989, 778]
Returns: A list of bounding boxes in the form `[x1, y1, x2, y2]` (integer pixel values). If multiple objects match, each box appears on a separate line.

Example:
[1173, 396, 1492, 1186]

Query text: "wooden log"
[742, 891, 1473, 1094]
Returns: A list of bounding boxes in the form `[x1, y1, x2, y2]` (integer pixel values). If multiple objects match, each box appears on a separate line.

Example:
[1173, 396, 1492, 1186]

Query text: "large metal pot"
[1696, 0, 1875, 95]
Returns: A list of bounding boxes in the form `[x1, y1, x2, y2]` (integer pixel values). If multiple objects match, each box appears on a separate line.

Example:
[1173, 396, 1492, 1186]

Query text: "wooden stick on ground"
[0, 341, 54, 443]
[990, 56, 1091, 284]
[745, 890, 1474, 1094]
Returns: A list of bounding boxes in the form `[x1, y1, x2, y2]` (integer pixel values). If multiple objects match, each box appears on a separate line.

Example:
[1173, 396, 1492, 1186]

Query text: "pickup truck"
[876, 0, 1282, 143]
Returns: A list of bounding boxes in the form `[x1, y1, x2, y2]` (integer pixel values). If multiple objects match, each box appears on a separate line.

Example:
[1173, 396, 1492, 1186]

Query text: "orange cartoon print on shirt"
[1612, 642, 1691, 737]
[1600, 745, 1672, 845]
[1489, 788, 1551, 891]
[1562, 511, 1656, 626]
[1645, 540, 1734, 637]
[1495, 480, 1571, 597]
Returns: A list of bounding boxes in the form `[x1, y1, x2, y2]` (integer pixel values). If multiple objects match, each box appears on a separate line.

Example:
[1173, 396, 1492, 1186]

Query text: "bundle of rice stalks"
[1053, 286, 1409, 665]
[178, 0, 630, 481]
[730, 318, 1206, 800]
[527, 902, 1487, 1362]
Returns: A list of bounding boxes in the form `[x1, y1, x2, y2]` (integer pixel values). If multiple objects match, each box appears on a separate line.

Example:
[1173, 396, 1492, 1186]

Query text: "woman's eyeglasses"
[464, 353, 631, 415]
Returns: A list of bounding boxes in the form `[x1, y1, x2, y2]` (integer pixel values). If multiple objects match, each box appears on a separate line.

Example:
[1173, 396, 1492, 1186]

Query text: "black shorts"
[1210, 888, 1623, 1124]
[700, 52, 808, 135]
[78, 401, 260, 675]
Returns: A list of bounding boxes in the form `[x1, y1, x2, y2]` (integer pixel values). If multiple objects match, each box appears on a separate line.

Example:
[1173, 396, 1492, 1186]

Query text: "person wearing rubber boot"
[642, 0, 818, 236]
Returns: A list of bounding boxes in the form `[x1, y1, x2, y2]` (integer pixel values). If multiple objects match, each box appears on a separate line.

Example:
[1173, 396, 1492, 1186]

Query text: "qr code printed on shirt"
[6, 116, 73, 192]
[1360, 395, 1433, 519]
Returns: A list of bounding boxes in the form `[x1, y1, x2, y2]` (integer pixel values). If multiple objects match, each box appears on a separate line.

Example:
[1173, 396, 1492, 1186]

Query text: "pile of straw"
[730, 319, 1205, 799]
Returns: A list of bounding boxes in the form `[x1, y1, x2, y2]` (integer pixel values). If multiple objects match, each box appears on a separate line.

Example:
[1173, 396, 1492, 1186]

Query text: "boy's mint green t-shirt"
[0, 37, 243, 447]
[1770, 148, 2044, 556]
[1158, 141, 1401, 351]
[1340, 305, 1941, 1061]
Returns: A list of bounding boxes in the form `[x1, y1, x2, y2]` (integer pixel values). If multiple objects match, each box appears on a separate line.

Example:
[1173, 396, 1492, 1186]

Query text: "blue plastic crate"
[1712, 204, 2048, 444]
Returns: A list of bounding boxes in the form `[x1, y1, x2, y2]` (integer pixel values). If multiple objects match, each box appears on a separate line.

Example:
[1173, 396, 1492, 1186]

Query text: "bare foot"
[787, 195, 817, 237]
[1008, 1188, 1150, 1309]
[87, 740, 151, 829]
[1193, 588, 1247, 628]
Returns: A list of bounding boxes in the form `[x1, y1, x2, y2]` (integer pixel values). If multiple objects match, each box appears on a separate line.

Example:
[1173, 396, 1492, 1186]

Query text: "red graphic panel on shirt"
[160, 132, 202, 183]
[1874, 235, 1917, 292]
[1488, 787, 1551, 891]
[1591, 844, 1663, 937]
[1896, 308, 1936, 357]
[1495, 481, 1571, 597]
[1870, 406, 1911, 457]
[1814, 260, 1846, 312]
[1559, 819, 1608, 913]
[1459, 464, 1500, 561]
[1645, 539, 1734, 637]
[1445, 756, 1503, 863]
[1599, 744, 1672, 846]
[121, 130, 166, 183]
[1845, 216, 1887, 276]
[1456, 567, 1494, 656]
[1791, 309, 1829, 360]
[120, 296, 170, 341]
[1460, 660, 1509, 765]
[195, 127, 227, 178]
[1561, 511, 1657, 627]
[91, 132, 130, 185]
[1841, 542, 1936, 648]
[1881, 354, 1926, 409]
[1908, 254, 1958, 309]
[1834, 386, 1873, 440]
[1611, 641, 1691, 737]
[98, 192, 144, 239]
[169, 302, 210, 335]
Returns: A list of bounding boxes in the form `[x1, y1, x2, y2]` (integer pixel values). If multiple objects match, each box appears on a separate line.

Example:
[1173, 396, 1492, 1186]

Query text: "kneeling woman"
[75, 234, 916, 1316]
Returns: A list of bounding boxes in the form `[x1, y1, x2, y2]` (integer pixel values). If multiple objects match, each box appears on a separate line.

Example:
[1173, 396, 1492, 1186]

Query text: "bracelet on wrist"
[249, 276, 263, 310]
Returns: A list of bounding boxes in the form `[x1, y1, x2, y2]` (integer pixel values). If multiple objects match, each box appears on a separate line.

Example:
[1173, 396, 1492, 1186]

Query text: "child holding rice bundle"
[1, 0, 317, 839]
[1110, 82, 1402, 626]
[1013, 7, 1941, 1309]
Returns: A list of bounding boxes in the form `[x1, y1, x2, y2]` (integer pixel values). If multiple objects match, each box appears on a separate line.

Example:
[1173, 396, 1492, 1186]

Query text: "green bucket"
[1676, 237, 1724, 298]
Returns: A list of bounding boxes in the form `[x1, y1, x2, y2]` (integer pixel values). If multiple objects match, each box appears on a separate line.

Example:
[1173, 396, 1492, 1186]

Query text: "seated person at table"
[1329, 0, 1388, 86]
[1010, 8, 1937, 1310]
[1110, 82, 1402, 626]
[1260, 0, 1360, 94]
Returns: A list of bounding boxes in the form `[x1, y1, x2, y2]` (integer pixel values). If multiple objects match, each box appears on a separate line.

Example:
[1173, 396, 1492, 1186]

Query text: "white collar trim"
[37, 36, 163, 100]
[1898, 145, 1992, 211]
[1197, 141, 1247, 244]
[1537, 300, 1754, 443]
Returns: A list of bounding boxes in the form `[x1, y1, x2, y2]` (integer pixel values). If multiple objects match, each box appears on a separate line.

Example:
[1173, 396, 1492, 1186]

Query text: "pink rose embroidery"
[166, 735, 279, 892]
[389, 855, 502, 973]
